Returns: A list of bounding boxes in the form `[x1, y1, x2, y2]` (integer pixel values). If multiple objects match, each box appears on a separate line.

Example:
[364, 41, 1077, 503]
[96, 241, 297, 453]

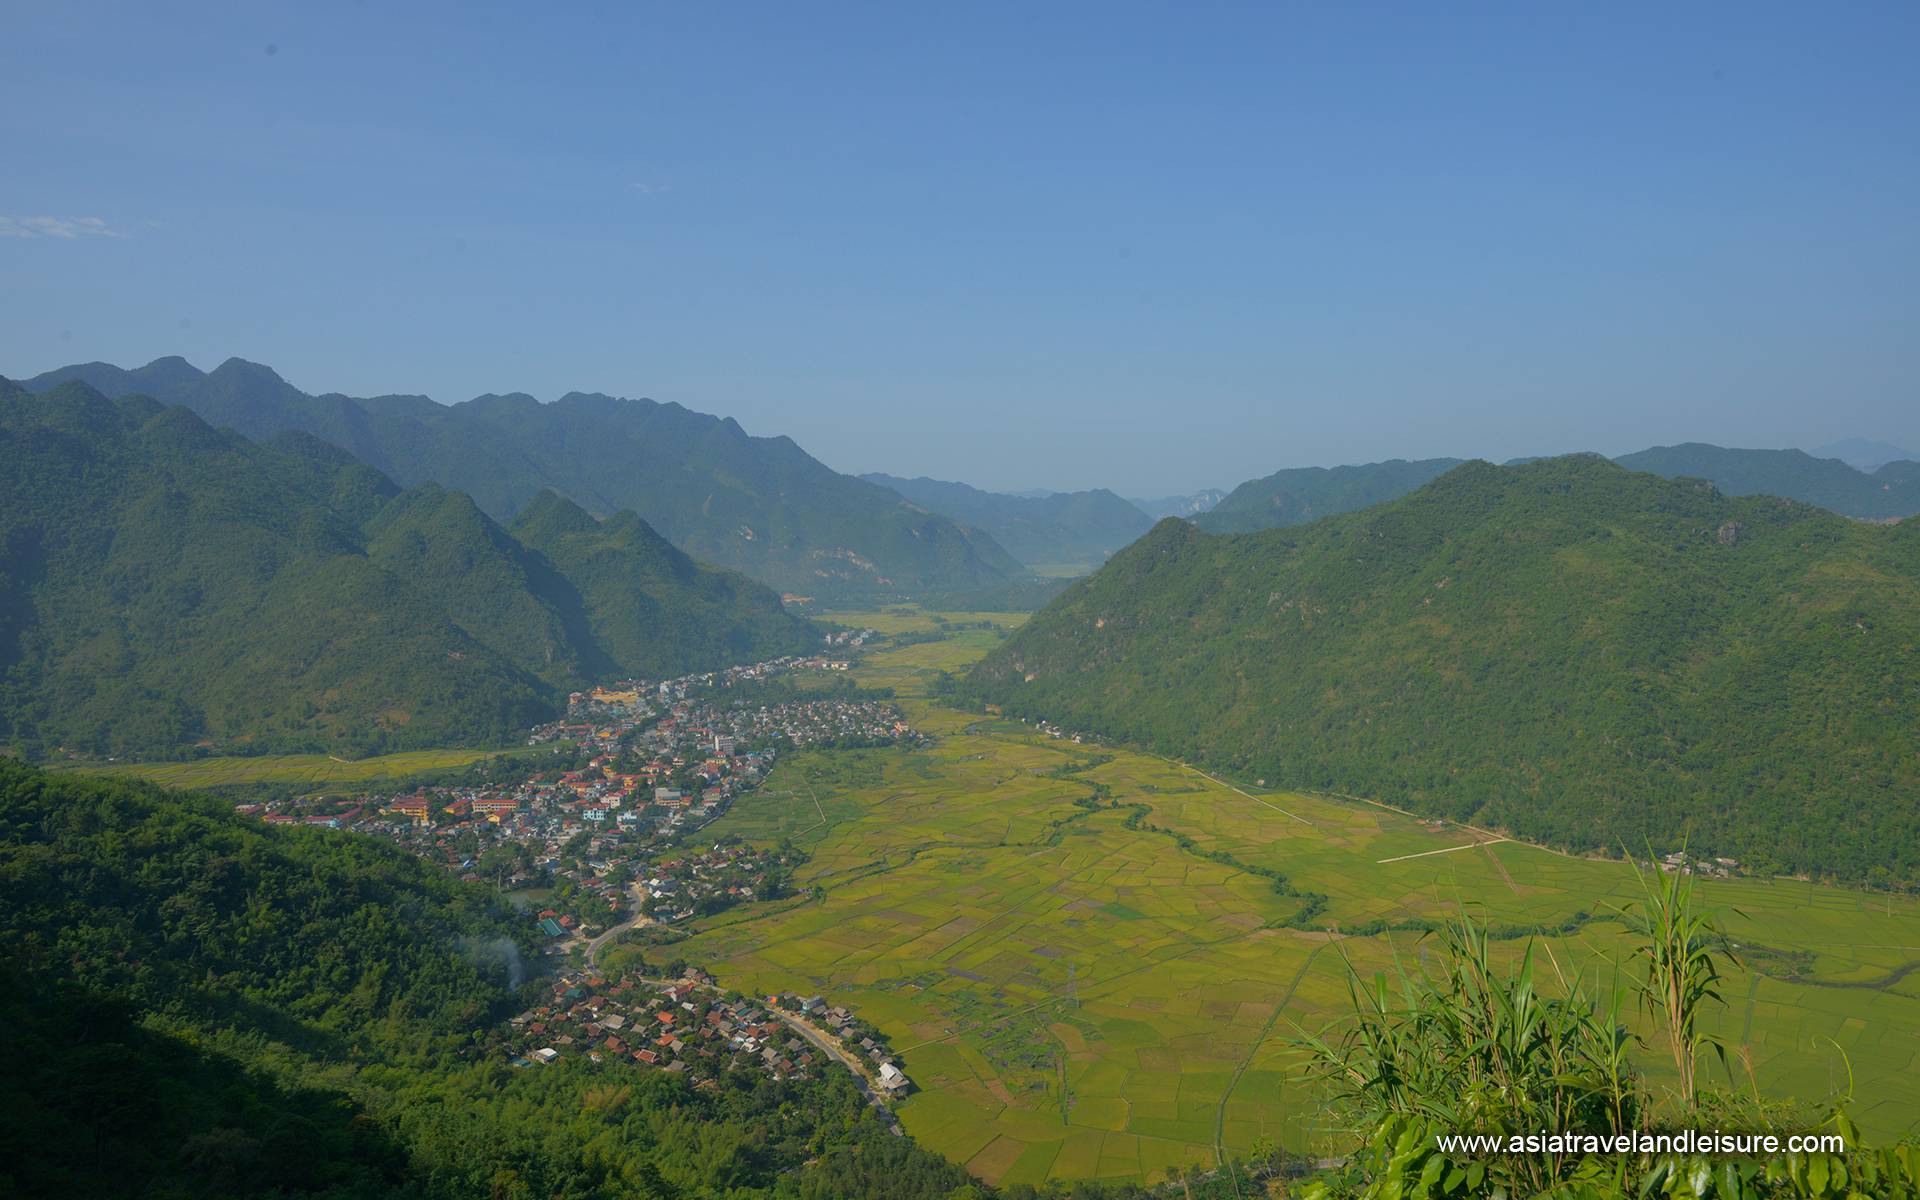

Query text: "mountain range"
[1195, 444, 1920, 535]
[1196, 458, 1466, 534]
[21, 357, 1024, 599]
[1614, 443, 1920, 521]
[968, 455, 1920, 883]
[0, 377, 817, 758]
[861, 474, 1154, 570]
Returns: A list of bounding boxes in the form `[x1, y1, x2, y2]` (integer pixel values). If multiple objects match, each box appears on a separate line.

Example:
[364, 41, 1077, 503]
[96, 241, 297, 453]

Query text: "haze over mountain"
[0, 377, 816, 758]
[1814, 438, 1920, 474]
[1127, 490, 1227, 521]
[1197, 459, 1466, 534]
[1198, 445, 1920, 535]
[1614, 443, 1920, 520]
[22, 357, 1024, 600]
[861, 474, 1153, 571]
[969, 455, 1920, 884]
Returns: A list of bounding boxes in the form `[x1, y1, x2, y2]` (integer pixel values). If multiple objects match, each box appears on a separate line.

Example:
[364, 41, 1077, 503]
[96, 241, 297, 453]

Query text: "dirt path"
[1215, 943, 1327, 1167]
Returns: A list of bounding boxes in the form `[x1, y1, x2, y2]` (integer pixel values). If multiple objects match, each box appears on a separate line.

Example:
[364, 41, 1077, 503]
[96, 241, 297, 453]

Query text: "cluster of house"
[237, 651, 914, 946]
[506, 968, 914, 1104]
[1660, 850, 1741, 877]
[527, 651, 866, 735]
[637, 841, 802, 923]
[509, 968, 794, 1079]
[777, 993, 913, 1096]
[1023, 716, 1090, 745]
[690, 698, 918, 749]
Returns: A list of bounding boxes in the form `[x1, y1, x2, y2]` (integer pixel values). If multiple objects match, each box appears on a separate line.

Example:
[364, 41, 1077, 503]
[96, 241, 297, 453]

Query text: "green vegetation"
[1199, 446, 1920, 537]
[1618, 443, 1920, 522]
[1198, 458, 1465, 533]
[0, 378, 815, 758]
[53, 746, 535, 788]
[24, 356, 1028, 597]
[641, 610, 1920, 1190]
[1296, 908, 1920, 1199]
[863, 474, 1153, 572]
[0, 760, 983, 1199]
[968, 455, 1920, 883]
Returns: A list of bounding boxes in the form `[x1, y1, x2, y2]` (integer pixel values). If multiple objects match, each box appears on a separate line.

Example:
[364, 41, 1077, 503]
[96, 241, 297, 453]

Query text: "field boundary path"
[1215, 942, 1329, 1167]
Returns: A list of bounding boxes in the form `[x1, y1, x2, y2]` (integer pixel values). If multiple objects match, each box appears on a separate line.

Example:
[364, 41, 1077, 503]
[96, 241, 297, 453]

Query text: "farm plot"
[652, 617, 1920, 1186]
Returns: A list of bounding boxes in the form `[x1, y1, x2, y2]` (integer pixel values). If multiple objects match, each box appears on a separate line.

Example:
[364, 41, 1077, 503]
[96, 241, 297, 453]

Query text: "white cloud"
[629, 182, 670, 195]
[0, 215, 126, 239]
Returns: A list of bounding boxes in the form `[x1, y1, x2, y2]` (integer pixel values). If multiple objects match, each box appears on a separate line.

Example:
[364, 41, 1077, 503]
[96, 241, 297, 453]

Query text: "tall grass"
[1289, 860, 1919, 1198]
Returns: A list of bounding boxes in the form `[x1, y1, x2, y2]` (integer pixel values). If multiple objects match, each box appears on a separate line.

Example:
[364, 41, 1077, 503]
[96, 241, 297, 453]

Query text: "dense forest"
[1198, 446, 1920, 536]
[1197, 458, 1465, 534]
[1616, 443, 1920, 522]
[22, 356, 1026, 597]
[0, 378, 817, 759]
[968, 456, 1920, 884]
[0, 761, 990, 1199]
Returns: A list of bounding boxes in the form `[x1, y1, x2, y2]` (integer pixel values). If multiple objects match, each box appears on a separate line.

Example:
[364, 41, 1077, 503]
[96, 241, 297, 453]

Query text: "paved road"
[586, 883, 655, 969]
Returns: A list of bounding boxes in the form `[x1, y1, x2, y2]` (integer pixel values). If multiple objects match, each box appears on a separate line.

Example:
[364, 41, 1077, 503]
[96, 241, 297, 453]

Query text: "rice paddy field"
[652, 607, 1920, 1189]
[56, 746, 527, 788]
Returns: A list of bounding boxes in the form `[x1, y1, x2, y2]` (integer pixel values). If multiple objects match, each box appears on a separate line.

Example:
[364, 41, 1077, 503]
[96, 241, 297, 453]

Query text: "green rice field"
[56, 746, 530, 788]
[626, 606, 1920, 1188]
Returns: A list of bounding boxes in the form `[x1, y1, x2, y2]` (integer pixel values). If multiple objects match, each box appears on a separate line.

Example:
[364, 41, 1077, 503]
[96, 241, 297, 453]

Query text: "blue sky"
[3, 2, 1916, 493]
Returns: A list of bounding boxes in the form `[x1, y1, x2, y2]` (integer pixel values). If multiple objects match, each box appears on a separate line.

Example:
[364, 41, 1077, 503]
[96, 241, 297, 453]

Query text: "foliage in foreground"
[1293, 865, 1920, 1199]
[0, 761, 975, 1199]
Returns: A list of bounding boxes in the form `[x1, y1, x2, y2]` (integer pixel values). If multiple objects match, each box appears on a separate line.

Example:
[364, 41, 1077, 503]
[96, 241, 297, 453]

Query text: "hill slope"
[23, 356, 1024, 597]
[1196, 458, 1466, 533]
[968, 456, 1920, 882]
[1617, 442, 1920, 521]
[0, 761, 969, 1199]
[1202, 447, 1920, 535]
[0, 379, 815, 757]
[863, 473, 1154, 569]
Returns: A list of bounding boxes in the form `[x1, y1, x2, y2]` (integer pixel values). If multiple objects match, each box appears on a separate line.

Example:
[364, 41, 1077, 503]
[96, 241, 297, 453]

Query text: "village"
[505, 965, 913, 1112]
[234, 647, 924, 1104]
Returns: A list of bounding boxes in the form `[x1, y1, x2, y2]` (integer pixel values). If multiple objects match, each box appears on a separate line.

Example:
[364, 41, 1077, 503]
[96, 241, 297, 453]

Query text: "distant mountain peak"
[14, 353, 1023, 597]
[1811, 437, 1918, 473]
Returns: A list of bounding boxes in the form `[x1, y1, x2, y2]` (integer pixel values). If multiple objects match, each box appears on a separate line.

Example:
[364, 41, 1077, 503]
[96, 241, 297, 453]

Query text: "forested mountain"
[23, 356, 1024, 597]
[1200, 446, 1920, 535]
[0, 762, 975, 1200]
[968, 456, 1920, 883]
[862, 473, 1153, 570]
[1617, 443, 1920, 521]
[0, 378, 815, 758]
[1196, 458, 1466, 533]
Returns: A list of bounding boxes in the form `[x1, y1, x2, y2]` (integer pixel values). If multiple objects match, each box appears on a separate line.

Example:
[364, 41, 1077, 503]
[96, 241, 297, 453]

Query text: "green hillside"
[1195, 457, 1465, 533]
[862, 473, 1154, 570]
[968, 455, 1920, 883]
[1617, 442, 1920, 520]
[0, 760, 972, 1200]
[0, 379, 815, 758]
[1198, 446, 1920, 536]
[511, 490, 817, 677]
[24, 357, 1026, 598]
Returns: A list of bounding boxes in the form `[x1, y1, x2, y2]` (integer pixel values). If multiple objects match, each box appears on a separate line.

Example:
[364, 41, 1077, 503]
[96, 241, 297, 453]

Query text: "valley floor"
[635, 608, 1920, 1188]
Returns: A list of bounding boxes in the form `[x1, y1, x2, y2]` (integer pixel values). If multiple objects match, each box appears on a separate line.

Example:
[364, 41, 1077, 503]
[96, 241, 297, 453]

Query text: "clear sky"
[3, 2, 1916, 494]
